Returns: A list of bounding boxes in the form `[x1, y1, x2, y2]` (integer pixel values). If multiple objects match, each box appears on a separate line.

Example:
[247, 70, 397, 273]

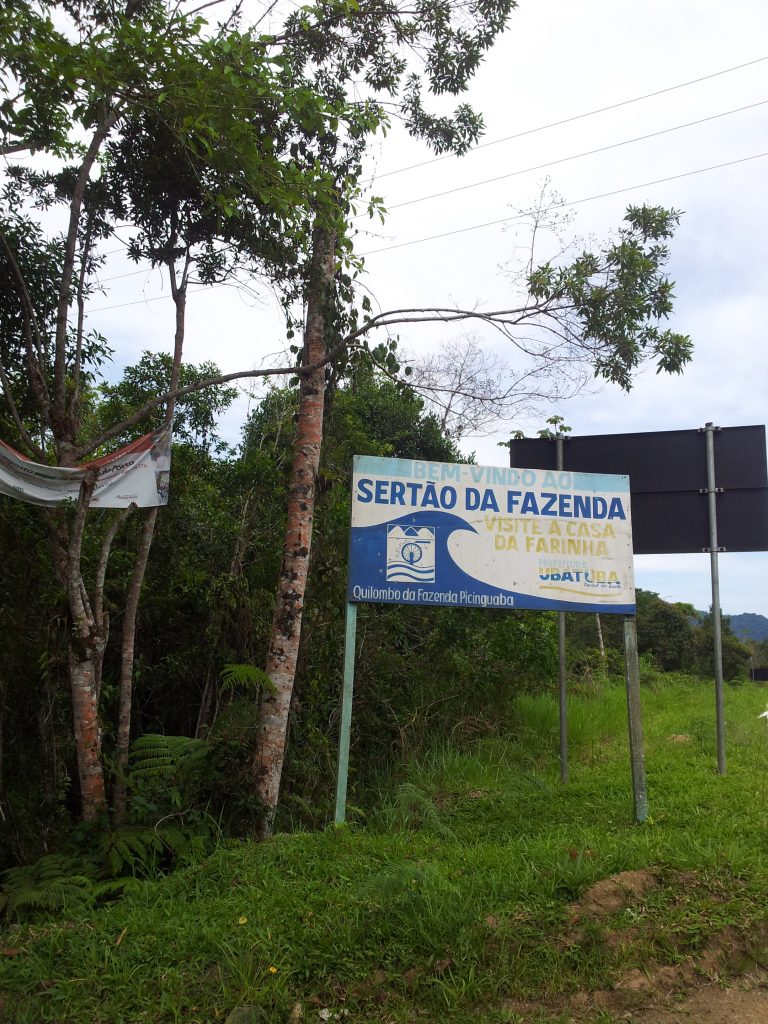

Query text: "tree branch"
[343, 302, 542, 343]
[53, 108, 122, 447]
[72, 345, 349, 460]
[67, 473, 98, 633]
[165, 250, 188, 425]
[70, 299, 569, 460]
[93, 506, 134, 632]
[0, 226, 53, 430]
[0, 357, 44, 460]
[72, 211, 96, 405]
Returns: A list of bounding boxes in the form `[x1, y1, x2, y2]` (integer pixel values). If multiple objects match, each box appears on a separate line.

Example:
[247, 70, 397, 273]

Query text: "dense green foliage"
[2, 676, 768, 1022]
[0, 363, 752, 873]
[566, 589, 750, 680]
[0, 366, 551, 862]
[528, 205, 692, 390]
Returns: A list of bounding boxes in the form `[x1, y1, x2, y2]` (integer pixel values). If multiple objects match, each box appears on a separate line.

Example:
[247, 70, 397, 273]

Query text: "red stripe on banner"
[0, 438, 34, 462]
[0, 428, 161, 473]
[80, 431, 156, 469]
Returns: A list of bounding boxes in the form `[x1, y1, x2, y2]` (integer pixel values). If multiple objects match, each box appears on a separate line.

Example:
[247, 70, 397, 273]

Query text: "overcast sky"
[84, 0, 768, 618]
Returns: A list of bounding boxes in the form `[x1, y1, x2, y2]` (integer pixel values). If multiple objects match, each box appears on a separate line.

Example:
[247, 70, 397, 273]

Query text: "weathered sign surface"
[348, 455, 635, 614]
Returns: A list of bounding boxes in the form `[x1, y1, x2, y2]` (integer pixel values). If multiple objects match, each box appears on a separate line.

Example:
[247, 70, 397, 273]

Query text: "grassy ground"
[2, 674, 768, 1023]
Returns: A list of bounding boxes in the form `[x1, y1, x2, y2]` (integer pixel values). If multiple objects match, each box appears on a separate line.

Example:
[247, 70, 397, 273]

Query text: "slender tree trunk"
[255, 226, 335, 838]
[111, 261, 186, 820]
[53, 111, 120, 443]
[195, 493, 257, 738]
[46, 486, 109, 820]
[195, 670, 216, 739]
[58, 493, 110, 820]
[112, 507, 159, 823]
[93, 507, 134, 701]
[595, 613, 606, 659]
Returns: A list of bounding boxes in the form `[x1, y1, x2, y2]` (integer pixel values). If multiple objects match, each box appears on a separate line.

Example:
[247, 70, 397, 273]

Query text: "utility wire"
[95, 99, 766, 287]
[360, 151, 768, 256]
[367, 55, 768, 183]
[98, 267, 155, 284]
[89, 283, 231, 314]
[93, 58, 766, 267]
[86, 150, 768, 312]
[362, 99, 768, 217]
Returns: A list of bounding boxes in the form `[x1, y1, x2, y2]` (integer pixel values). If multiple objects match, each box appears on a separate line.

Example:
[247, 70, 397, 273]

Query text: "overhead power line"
[365, 99, 768, 216]
[97, 98, 766, 288]
[89, 285, 222, 314]
[367, 54, 768, 183]
[359, 151, 768, 256]
[86, 150, 768, 312]
[93, 58, 766, 268]
[98, 267, 155, 284]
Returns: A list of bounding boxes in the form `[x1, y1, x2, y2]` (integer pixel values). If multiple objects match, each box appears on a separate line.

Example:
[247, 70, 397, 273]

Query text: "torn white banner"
[0, 425, 172, 508]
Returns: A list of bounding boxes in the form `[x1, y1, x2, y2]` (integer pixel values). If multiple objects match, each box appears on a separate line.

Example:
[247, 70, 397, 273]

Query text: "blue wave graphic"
[387, 561, 435, 582]
[348, 510, 635, 614]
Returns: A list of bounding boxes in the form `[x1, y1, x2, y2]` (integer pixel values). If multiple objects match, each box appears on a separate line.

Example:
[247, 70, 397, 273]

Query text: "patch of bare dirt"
[570, 868, 660, 918]
[499, 877, 768, 1023]
[500, 961, 693, 1021]
[627, 969, 768, 1022]
[501, 966, 768, 1023]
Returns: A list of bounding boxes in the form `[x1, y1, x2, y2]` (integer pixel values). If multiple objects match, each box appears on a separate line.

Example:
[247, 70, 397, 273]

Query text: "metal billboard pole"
[701, 422, 726, 775]
[623, 615, 648, 822]
[556, 434, 568, 784]
[334, 601, 358, 824]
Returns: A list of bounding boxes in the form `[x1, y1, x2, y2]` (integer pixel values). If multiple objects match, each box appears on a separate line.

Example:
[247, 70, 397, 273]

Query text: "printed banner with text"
[348, 455, 635, 614]
[0, 425, 172, 508]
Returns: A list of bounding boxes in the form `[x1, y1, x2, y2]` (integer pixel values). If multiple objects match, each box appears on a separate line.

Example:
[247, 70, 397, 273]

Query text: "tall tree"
[252, 0, 520, 835]
[257, 225, 336, 828]
[0, 0, 362, 820]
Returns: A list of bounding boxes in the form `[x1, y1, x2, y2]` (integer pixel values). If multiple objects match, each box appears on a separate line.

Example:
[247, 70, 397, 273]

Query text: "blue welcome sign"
[348, 455, 636, 614]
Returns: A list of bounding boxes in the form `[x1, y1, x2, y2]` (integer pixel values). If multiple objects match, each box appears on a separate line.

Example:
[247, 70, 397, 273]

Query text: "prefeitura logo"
[386, 525, 435, 583]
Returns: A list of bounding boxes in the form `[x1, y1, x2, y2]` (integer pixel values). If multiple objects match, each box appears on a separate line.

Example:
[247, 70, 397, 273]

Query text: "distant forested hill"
[729, 612, 768, 641]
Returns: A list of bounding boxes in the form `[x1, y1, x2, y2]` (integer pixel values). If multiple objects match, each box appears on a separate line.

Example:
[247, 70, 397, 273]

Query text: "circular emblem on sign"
[401, 542, 423, 565]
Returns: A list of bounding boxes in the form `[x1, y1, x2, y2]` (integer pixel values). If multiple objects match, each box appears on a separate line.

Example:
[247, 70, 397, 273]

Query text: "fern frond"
[155, 823, 188, 853]
[220, 663, 276, 695]
[379, 782, 456, 839]
[99, 826, 167, 877]
[129, 734, 207, 781]
[92, 877, 136, 901]
[0, 862, 97, 919]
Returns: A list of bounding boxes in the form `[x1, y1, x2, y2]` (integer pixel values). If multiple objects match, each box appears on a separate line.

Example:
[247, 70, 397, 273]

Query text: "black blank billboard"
[508, 426, 768, 554]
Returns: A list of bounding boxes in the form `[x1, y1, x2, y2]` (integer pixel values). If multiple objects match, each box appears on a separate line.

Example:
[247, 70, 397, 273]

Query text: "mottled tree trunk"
[68, 650, 106, 819]
[255, 227, 335, 838]
[112, 506, 159, 823]
[50, 480, 109, 820]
